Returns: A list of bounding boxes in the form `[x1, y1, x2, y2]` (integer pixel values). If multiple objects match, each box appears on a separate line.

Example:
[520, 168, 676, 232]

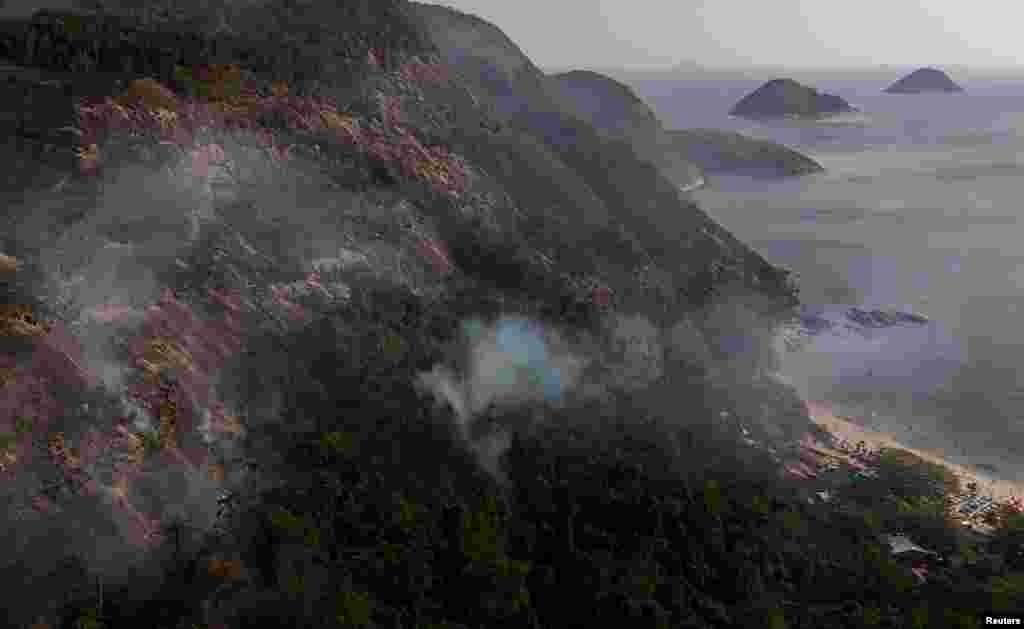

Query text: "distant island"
[547, 70, 823, 181]
[884, 68, 964, 94]
[730, 78, 856, 119]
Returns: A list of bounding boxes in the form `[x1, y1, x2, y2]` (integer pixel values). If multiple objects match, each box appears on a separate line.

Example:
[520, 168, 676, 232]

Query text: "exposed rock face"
[729, 78, 856, 119]
[779, 305, 931, 352]
[884, 67, 963, 94]
[665, 128, 824, 178]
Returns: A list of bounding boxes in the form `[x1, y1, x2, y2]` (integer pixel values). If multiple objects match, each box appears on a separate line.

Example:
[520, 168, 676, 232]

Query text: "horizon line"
[541, 63, 1024, 74]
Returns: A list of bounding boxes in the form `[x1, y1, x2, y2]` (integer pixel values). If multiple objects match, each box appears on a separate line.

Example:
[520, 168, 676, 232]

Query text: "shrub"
[139, 430, 162, 452]
[320, 430, 356, 457]
[174, 64, 244, 103]
[14, 414, 33, 434]
[766, 606, 788, 629]
[461, 496, 501, 562]
[119, 78, 181, 111]
[334, 588, 374, 627]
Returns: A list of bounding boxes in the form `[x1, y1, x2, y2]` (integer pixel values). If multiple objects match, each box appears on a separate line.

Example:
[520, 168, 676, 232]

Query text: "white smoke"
[417, 316, 589, 479]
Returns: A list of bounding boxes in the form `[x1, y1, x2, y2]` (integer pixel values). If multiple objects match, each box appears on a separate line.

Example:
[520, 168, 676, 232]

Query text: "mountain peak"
[884, 67, 964, 93]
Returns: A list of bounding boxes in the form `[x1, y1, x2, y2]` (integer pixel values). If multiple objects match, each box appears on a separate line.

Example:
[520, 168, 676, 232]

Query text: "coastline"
[805, 400, 1024, 504]
[678, 175, 707, 193]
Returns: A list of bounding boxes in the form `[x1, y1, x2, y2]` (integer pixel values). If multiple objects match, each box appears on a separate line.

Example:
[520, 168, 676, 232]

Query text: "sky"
[430, 0, 1024, 71]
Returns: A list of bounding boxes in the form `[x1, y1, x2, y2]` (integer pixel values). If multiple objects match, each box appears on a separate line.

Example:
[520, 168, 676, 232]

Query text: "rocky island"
[730, 78, 857, 119]
[884, 67, 964, 93]
[548, 70, 823, 181]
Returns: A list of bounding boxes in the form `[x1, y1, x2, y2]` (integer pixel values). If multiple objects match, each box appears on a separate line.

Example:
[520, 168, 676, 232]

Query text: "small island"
[884, 67, 964, 94]
[729, 78, 856, 119]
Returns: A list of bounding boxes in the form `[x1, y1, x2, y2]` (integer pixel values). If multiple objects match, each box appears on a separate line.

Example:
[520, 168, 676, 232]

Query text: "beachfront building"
[885, 534, 944, 583]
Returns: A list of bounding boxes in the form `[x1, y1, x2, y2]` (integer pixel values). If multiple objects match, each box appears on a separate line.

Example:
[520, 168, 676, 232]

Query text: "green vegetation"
[173, 64, 244, 103]
[6, 6, 1016, 629]
[14, 414, 33, 434]
[138, 430, 162, 452]
[72, 606, 105, 629]
[47, 282, 1024, 627]
[19, 247, 1024, 629]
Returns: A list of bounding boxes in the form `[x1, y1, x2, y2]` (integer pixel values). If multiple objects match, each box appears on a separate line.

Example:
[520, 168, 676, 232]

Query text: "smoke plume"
[417, 316, 589, 479]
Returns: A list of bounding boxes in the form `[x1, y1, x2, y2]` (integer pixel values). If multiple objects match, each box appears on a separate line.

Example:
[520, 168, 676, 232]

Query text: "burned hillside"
[0, 3, 1016, 629]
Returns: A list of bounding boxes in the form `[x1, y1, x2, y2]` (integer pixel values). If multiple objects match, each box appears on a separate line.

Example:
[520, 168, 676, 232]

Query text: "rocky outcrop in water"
[779, 305, 931, 352]
[884, 68, 963, 94]
[730, 78, 856, 119]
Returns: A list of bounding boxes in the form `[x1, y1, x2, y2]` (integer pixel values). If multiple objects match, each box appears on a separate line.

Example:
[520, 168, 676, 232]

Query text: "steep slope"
[665, 128, 824, 178]
[546, 69, 703, 188]
[730, 78, 856, 119]
[411, 2, 798, 321]
[409, 0, 551, 118]
[0, 4, 824, 627]
[547, 69, 663, 142]
[0, 4, 1019, 629]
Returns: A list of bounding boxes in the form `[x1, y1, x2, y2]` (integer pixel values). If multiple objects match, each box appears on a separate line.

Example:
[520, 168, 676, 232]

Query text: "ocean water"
[633, 75, 1024, 478]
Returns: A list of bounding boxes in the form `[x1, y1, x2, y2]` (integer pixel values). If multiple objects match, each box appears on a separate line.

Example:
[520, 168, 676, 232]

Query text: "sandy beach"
[805, 400, 1024, 504]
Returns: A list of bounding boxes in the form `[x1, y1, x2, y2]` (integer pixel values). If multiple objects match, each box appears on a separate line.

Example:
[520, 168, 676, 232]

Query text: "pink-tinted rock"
[83, 303, 141, 324]
[415, 238, 452, 275]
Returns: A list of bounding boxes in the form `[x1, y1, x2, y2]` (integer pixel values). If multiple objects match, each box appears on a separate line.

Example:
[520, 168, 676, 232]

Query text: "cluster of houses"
[829, 436, 883, 467]
[758, 423, 1024, 584]
[769, 423, 1024, 584]
[782, 432, 884, 482]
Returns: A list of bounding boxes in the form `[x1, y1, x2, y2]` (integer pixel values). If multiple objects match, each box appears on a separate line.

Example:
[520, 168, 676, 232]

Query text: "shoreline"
[678, 176, 707, 193]
[805, 400, 1024, 505]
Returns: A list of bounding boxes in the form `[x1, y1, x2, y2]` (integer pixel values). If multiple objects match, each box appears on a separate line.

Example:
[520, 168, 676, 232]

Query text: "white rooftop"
[885, 534, 936, 556]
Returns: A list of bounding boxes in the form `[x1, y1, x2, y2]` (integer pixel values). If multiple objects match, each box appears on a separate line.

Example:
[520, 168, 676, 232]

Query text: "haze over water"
[635, 73, 1024, 480]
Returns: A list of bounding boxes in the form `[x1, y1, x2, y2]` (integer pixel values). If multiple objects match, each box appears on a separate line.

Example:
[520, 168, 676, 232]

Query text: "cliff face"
[884, 67, 963, 94]
[0, 3, 806, 624]
[730, 78, 856, 119]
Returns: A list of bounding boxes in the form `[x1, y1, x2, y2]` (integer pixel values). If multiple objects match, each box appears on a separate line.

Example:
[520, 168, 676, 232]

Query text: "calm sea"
[632, 74, 1024, 478]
